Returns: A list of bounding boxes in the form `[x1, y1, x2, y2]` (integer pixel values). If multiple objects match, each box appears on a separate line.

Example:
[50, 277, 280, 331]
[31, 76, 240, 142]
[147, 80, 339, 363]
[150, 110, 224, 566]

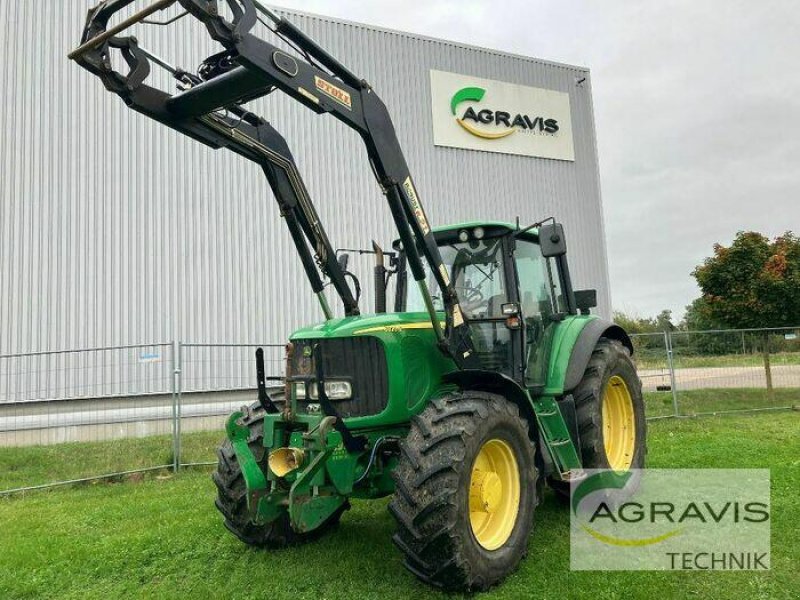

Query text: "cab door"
[512, 239, 566, 392]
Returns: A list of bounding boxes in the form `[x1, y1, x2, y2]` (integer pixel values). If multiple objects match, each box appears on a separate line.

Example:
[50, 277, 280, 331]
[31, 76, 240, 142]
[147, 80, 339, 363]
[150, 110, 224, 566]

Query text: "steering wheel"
[461, 284, 484, 304]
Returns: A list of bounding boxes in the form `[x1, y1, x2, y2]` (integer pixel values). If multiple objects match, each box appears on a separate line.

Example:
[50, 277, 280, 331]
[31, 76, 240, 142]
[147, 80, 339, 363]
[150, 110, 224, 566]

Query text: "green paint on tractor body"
[227, 306, 600, 532]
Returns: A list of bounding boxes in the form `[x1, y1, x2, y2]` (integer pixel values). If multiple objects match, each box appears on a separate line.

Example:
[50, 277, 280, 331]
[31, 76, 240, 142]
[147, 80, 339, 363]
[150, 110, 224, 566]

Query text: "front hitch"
[225, 410, 355, 532]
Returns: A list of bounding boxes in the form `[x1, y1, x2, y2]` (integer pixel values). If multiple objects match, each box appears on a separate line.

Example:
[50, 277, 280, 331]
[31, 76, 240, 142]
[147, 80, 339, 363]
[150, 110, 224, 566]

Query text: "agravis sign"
[430, 70, 575, 161]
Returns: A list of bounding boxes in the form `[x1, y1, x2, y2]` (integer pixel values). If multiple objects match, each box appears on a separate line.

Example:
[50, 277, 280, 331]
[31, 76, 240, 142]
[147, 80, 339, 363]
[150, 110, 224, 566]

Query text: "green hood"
[290, 311, 439, 340]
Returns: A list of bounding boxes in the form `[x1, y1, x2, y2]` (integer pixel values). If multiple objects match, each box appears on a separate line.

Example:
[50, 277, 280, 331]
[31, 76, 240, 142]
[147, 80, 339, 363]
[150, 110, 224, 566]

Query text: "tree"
[613, 311, 653, 334]
[692, 230, 800, 395]
[613, 310, 674, 334]
[680, 297, 741, 355]
[681, 297, 722, 331]
[655, 309, 675, 332]
[692, 231, 800, 328]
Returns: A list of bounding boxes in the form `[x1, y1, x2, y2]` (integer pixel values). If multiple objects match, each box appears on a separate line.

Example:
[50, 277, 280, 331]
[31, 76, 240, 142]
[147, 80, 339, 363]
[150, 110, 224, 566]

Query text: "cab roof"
[433, 221, 540, 243]
[393, 221, 539, 250]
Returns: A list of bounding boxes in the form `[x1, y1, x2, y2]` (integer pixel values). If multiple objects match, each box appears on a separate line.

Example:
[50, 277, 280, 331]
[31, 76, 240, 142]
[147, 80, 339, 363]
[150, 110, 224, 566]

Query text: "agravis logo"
[450, 86, 559, 140]
[570, 469, 771, 571]
[572, 471, 683, 547]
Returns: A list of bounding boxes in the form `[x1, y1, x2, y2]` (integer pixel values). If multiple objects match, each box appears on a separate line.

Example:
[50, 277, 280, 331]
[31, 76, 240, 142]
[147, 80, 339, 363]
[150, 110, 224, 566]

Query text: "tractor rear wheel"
[212, 402, 345, 548]
[550, 338, 646, 498]
[389, 392, 537, 592]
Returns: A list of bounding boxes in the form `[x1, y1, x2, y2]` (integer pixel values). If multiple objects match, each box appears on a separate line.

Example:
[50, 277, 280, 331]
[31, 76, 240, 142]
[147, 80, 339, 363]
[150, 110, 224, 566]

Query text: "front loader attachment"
[69, 0, 480, 369]
[70, 0, 358, 322]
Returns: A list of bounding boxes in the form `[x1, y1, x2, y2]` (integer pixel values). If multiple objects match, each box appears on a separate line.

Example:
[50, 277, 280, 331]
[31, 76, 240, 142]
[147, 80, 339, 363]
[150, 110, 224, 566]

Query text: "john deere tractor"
[71, 0, 646, 591]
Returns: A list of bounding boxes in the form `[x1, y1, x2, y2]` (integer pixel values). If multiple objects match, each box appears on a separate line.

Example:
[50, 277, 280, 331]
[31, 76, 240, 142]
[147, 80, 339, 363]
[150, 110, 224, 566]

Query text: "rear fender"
[561, 319, 633, 393]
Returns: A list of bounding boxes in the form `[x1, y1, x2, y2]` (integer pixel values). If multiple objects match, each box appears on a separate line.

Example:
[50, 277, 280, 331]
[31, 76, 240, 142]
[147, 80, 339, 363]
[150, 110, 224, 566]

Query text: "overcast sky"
[272, 0, 800, 321]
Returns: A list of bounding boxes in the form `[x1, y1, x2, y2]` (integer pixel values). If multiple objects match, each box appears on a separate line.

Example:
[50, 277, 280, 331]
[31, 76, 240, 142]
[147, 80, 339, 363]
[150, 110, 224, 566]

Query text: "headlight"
[313, 380, 352, 400]
[294, 380, 352, 400]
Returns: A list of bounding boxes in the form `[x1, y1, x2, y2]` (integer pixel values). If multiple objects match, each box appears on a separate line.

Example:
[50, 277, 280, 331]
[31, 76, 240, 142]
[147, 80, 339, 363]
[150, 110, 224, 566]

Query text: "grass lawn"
[644, 388, 800, 418]
[0, 431, 222, 492]
[1, 412, 798, 600]
[636, 351, 800, 370]
[2, 387, 797, 489]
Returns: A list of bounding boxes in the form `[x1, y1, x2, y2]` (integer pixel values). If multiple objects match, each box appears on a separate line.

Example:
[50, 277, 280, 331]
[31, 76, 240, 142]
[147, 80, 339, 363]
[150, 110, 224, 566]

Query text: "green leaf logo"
[572, 470, 683, 547]
[450, 86, 486, 115]
[450, 86, 515, 140]
[571, 470, 632, 516]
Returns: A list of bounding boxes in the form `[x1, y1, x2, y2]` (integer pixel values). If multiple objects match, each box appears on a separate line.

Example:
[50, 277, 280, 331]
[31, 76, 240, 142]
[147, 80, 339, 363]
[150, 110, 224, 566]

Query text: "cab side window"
[514, 241, 561, 320]
[514, 240, 562, 387]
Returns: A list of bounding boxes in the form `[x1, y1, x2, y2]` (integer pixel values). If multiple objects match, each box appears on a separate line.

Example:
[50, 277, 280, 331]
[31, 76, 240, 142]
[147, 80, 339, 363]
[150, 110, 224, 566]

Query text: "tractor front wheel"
[389, 392, 537, 592]
[212, 402, 346, 548]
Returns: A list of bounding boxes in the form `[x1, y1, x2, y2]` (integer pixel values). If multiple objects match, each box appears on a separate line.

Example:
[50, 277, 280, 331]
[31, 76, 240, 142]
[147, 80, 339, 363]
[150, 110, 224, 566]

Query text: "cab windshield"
[402, 232, 563, 386]
[405, 237, 506, 319]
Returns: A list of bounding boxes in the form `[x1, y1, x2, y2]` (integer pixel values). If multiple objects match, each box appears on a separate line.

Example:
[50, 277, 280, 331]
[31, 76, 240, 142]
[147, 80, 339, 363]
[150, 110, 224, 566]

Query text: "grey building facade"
[0, 5, 610, 397]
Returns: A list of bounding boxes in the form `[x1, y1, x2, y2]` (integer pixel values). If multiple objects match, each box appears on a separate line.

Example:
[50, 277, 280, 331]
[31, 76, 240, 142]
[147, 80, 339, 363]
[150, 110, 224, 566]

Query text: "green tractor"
[71, 0, 646, 591]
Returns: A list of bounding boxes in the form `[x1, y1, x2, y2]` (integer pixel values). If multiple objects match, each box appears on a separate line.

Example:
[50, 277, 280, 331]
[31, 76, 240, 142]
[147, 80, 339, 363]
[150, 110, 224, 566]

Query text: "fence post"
[171, 341, 183, 472]
[762, 332, 774, 401]
[665, 331, 679, 417]
[176, 342, 183, 471]
[170, 341, 179, 473]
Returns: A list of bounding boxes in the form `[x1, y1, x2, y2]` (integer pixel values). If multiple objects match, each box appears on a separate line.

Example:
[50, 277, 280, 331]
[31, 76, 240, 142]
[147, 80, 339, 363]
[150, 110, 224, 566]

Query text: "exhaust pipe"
[268, 448, 306, 478]
[372, 240, 387, 313]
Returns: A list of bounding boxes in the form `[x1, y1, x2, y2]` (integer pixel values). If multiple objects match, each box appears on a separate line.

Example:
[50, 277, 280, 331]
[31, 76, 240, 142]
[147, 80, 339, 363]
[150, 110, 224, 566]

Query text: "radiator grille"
[290, 337, 389, 418]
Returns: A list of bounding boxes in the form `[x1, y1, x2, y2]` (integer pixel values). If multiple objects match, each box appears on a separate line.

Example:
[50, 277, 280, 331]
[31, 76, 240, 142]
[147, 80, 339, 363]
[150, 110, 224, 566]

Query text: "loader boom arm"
[69, 0, 478, 368]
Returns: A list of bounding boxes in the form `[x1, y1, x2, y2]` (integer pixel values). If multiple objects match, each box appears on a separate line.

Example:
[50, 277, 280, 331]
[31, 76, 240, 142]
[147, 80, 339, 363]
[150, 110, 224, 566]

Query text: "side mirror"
[539, 223, 567, 258]
[501, 302, 520, 316]
[575, 289, 597, 315]
[501, 302, 521, 330]
[337, 252, 350, 272]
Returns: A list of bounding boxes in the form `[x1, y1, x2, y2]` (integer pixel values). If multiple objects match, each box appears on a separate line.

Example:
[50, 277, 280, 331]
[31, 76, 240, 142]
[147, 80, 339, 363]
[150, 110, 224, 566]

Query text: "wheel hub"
[470, 469, 503, 513]
[602, 375, 637, 471]
[468, 439, 521, 551]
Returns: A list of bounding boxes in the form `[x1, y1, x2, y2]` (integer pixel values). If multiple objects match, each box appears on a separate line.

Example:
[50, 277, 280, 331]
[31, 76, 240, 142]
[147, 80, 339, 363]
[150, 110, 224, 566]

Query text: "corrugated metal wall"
[0, 3, 610, 396]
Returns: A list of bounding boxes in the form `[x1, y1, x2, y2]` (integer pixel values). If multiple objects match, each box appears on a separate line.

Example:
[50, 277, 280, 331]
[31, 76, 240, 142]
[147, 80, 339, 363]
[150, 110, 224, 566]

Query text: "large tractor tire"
[212, 402, 346, 548]
[550, 337, 646, 498]
[389, 392, 537, 592]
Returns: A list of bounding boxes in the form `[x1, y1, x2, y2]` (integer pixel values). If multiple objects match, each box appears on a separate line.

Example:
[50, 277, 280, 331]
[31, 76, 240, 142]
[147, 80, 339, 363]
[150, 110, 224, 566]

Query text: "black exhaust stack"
[373, 241, 387, 313]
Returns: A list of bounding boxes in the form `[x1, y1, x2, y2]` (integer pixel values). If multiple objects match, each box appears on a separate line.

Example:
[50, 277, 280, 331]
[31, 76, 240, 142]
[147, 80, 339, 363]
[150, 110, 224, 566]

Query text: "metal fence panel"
[633, 327, 799, 418]
[630, 332, 678, 419]
[0, 343, 176, 494]
[0, 344, 173, 403]
[669, 327, 800, 415]
[176, 343, 284, 467]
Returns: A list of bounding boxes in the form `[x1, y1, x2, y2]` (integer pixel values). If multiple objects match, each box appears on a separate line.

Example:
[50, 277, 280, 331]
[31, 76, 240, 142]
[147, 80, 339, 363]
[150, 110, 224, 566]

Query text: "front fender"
[442, 369, 534, 425]
[441, 369, 579, 478]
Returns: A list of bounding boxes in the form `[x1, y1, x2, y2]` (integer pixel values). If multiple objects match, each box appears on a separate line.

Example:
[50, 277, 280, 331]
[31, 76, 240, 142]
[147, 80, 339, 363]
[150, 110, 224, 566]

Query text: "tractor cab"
[395, 221, 597, 391]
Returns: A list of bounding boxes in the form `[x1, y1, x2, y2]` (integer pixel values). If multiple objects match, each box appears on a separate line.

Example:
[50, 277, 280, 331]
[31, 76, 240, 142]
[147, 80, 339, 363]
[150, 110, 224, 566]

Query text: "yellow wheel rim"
[469, 439, 521, 551]
[602, 375, 636, 471]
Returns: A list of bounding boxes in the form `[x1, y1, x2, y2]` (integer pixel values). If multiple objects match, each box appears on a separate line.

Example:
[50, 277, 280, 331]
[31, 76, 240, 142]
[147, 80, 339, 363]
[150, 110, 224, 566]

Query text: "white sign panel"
[430, 70, 575, 161]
